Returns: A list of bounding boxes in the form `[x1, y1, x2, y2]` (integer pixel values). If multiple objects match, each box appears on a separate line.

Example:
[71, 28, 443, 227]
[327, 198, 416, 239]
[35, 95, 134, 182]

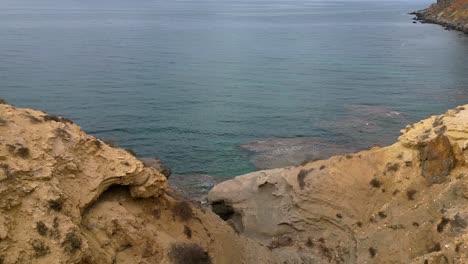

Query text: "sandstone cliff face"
[209, 105, 468, 263]
[0, 103, 278, 264]
[414, 0, 468, 33]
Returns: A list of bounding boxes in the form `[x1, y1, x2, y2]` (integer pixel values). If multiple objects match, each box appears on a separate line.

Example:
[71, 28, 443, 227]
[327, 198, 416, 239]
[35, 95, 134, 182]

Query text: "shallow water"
[1, 0, 468, 177]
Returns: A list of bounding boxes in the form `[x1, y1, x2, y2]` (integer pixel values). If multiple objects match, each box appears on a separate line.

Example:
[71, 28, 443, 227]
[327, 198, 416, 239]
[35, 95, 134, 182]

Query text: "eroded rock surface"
[209, 104, 468, 263]
[0, 103, 278, 264]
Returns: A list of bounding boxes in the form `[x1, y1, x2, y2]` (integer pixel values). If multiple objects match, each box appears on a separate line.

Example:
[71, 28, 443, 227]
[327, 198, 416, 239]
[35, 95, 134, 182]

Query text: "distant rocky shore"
[411, 0, 468, 33]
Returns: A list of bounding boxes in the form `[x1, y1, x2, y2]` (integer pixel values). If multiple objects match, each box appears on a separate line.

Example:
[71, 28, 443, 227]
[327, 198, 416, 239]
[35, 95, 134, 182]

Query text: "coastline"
[411, 0, 468, 34]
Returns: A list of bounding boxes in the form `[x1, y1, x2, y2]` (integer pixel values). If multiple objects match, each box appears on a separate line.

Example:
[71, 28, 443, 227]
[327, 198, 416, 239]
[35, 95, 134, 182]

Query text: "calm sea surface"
[1, 0, 468, 177]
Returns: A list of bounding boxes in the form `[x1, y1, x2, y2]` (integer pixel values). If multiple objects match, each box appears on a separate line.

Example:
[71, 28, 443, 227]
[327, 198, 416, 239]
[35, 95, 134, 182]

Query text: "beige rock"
[0, 103, 279, 264]
[209, 104, 468, 264]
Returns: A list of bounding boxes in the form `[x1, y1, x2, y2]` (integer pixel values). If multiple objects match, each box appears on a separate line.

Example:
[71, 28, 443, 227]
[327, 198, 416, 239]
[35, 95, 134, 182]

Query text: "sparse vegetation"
[7, 143, 30, 158]
[406, 189, 417, 200]
[0, 118, 6, 126]
[51, 217, 60, 239]
[103, 139, 115, 147]
[168, 242, 212, 264]
[16, 146, 30, 158]
[319, 165, 326, 170]
[268, 235, 293, 249]
[0, 98, 6, 104]
[0, 163, 11, 178]
[32, 240, 50, 257]
[184, 225, 192, 239]
[297, 169, 311, 189]
[48, 198, 63, 212]
[433, 117, 443, 127]
[369, 247, 377, 258]
[27, 114, 42, 123]
[43, 114, 73, 124]
[369, 178, 381, 188]
[356, 221, 363, 227]
[62, 232, 81, 252]
[125, 148, 137, 157]
[437, 217, 449, 233]
[404, 161, 412, 167]
[386, 163, 400, 172]
[435, 125, 447, 134]
[412, 222, 420, 227]
[378, 211, 387, 219]
[428, 243, 441, 253]
[345, 154, 352, 159]
[336, 213, 343, 219]
[173, 201, 193, 221]
[392, 189, 400, 196]
[36, 221, 48, 236]
[305, 238, 314, 247]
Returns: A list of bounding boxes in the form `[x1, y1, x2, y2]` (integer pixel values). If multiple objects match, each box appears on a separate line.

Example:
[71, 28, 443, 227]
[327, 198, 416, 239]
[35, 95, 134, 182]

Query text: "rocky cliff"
[0, 102, 279, 264]
[2, 101, 468, 264]
[413, 0, 468, 33]
[209, 105, 468, 263]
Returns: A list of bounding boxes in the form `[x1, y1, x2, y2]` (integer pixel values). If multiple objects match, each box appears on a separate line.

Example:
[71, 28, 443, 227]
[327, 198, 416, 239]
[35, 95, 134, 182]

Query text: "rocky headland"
[412, 0, 468, 33]
[1, 101, 467, 263]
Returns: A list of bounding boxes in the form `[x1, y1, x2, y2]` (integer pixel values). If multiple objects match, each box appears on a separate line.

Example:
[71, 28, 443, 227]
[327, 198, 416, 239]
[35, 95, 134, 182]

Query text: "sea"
[1, 0, 468, 189]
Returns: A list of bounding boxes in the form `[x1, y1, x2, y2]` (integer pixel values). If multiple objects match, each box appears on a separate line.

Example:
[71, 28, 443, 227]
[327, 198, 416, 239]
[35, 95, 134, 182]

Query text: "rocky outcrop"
[0, 103, 279, 264]
[412, 0, 468, 33]
[209, 105, 468, 263]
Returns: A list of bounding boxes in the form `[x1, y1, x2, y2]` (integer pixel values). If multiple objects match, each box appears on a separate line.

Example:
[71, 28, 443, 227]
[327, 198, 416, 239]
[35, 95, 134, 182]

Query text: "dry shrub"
[43, 114, 73, 124]
[406, 189, 417, 200]
[36, 221, 48, 236]
[62, 232, 81, 252]
[168, 243, 212, 264]
[48, 198, 63, 212]
[184, 225, 192, 239]
[297, 169, 313, 189]
[369, 178, 381, 188]
[173, 201, 193, 221]
[32, 240, 50, 257]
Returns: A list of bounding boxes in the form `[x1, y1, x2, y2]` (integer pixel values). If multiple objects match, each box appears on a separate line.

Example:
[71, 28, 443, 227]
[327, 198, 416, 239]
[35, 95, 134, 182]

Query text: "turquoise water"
[1, 0, 468, 177]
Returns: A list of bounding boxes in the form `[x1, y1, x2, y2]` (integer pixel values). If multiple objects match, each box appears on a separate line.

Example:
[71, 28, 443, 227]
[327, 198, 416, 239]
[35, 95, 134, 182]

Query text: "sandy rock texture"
[0, 103, 278, 264]
[209, 105, 468, 263]
[413, 0, 468, 33]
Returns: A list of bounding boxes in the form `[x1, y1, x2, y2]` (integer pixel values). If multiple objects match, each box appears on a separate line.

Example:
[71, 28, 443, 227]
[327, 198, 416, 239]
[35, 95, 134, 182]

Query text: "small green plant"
[168, 243, 212, 264]
[0, 98, 6, 104]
